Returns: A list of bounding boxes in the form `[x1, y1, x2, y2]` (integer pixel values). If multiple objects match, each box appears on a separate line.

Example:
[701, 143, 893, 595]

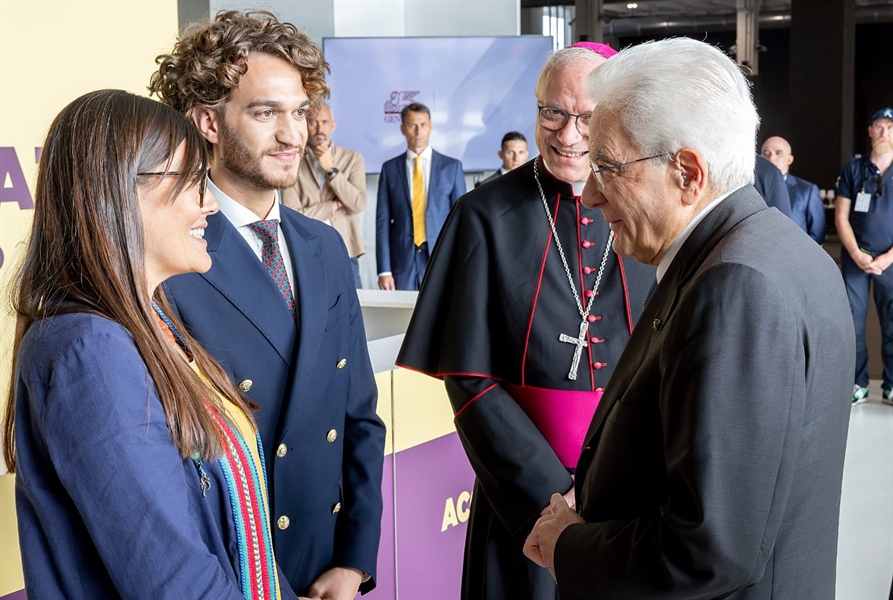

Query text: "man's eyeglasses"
[588, 154, 670, 189]
[138, 170, 208, 205]
[537, 105, 591, 136]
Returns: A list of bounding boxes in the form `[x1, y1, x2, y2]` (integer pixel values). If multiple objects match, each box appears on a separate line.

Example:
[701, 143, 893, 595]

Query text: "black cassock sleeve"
[445, 375, 574, 535]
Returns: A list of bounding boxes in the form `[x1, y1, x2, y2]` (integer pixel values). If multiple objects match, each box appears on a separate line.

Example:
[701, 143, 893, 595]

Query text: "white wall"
[211, 0, 518, 44]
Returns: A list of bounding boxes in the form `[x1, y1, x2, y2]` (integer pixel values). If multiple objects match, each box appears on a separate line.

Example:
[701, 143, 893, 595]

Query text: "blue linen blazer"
[164, 206, 385, 596]
[12, 312, 297, 599]
[375, 149, 466, 287]
[786, 173, 826, 244]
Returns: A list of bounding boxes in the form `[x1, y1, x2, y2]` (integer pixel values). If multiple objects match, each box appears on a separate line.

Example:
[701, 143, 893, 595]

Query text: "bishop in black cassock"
[397, 157, 655, 598]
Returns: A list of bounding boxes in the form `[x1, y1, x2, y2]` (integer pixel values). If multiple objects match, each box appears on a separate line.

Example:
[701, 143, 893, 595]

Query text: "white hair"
[585, 38, 759, 193]
[536, 47, 605, 100]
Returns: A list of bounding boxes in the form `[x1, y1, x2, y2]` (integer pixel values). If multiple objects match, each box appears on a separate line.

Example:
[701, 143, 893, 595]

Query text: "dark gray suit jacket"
[555, 186, 855, 599]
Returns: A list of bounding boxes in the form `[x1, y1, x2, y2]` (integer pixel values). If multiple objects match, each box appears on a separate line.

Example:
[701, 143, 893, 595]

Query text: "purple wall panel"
[394, 433, 475, 599]
[365, 454, 395, 599]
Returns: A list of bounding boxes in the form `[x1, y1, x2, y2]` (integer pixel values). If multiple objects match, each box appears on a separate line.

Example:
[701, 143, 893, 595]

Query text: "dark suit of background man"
[476, 130, 529, 187]
[525, 37, 855, 599]
[376, 102, 466, 290]
[835, 107, 893, 406]
[282, 102, 368, 288]
[753, 153, 793, 218]
[149, 10, 385, 599]
[761, 135, 826, 243]
[399, 42, 654, 600]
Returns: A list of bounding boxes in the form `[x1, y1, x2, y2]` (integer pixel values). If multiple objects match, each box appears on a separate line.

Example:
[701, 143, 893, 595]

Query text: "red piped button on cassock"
[595, 387, 605, 393]
[585, 289, 593, 298]
[587, 315, 602, 323]
[590, 337, 604, 344]
[593, 362, 607, 370]
[583, 266, 594, 274]
[581, 217, 593, 225]
[582, 240, 593, 248]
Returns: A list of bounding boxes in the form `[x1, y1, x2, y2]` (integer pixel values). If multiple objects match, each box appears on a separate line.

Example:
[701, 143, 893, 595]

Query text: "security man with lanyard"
[835, 107, 893, 406]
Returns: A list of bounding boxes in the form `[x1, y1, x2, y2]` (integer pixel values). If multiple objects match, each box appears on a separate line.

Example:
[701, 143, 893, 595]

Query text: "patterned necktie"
[247, 219, 296, 319]
[412, 155, 427, 246]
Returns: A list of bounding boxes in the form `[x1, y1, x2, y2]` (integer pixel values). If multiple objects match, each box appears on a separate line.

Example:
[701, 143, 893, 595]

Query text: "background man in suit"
[476, 131, 529, 187]
[376, 102, 465, 290]
[149, 10, 385, 599]
[753, 153, 793, 218]
[282, 102, 367, 288]
[762, 135, 826, 243]
[525, 38, 854, 599]
[835, 107, 893, 406]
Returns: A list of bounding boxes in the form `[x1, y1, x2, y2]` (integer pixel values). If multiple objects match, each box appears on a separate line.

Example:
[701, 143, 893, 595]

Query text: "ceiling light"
[627, 2, 638, 8]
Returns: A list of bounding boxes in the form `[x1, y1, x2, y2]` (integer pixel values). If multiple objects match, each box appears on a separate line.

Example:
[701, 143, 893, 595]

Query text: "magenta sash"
[505, 383, 602, 469]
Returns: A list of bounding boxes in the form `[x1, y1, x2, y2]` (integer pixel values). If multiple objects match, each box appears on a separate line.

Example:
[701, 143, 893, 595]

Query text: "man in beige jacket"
[282, 102, 367, 287]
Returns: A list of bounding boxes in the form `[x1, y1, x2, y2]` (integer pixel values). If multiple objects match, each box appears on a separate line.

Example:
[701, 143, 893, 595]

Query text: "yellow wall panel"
[392, 369, 456, 454]
[0, 0, 180, 594]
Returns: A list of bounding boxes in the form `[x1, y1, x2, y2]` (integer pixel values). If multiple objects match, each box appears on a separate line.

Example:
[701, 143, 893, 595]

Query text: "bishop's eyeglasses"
[537, 105, 591, 136]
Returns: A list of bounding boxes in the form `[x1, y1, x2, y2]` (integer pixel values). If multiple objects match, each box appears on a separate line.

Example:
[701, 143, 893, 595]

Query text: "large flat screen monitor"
[322, 36, 553, 173]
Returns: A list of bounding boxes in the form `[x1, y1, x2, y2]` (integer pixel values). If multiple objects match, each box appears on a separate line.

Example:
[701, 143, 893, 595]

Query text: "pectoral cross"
[558, 320, 589, 381]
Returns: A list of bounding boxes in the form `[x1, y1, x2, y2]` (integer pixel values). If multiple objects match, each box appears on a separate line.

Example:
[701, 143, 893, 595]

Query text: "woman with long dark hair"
[2, 89, 296, 599]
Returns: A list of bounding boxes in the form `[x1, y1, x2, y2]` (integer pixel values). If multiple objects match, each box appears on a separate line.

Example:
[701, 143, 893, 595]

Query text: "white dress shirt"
[208, 177, 296, 299]
[405, 145, 433, 197]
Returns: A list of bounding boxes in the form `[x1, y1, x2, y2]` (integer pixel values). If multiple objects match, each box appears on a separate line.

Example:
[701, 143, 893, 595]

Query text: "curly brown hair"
[148, 10, 329, 116]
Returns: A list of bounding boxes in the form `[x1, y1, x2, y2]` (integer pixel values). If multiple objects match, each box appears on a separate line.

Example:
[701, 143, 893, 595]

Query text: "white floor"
[837, 380, 893, 599]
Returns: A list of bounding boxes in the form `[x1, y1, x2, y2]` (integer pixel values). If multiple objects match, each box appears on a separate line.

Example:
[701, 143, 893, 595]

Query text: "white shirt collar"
[207, 177, 282, 228]
[656, 187, 738, 282]
[407, 146, 433, 161]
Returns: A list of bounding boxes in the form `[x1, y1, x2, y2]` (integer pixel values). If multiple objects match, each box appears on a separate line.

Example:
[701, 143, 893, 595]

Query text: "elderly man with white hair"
[524, 37, 854, 599]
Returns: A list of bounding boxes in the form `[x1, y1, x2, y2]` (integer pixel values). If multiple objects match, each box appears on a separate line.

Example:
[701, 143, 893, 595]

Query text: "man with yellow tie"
[376, 102, 466, 290]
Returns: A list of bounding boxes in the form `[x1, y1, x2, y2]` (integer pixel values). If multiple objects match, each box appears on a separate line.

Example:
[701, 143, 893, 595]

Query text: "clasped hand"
[523, 493, 584, 581]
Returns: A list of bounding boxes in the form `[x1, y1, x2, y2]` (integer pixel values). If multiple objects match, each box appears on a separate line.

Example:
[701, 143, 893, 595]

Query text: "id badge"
[855, 191, 872, 212]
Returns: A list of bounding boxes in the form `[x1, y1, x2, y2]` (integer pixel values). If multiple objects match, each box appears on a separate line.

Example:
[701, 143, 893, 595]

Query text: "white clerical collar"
[656, 187, 737, 282]
[207, 177, 282, 228]
[407, 146, 433, 161]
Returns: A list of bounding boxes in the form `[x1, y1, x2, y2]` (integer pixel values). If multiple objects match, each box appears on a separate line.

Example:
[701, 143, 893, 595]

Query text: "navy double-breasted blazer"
[165, 205, 385, 596]
[375, 149, 466, 288]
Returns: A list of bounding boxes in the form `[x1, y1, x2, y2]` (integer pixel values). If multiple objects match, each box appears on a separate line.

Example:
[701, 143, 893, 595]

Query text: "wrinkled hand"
[524, 493, 584, 581]
[313, 142, 335, 173]
[541, 476, 575, 517]
[306, 566, 363, 600]
[378, 275, 396, 290]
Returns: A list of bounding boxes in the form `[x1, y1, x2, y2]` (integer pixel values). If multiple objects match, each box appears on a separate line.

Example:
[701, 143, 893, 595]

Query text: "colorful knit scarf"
[153, 303, 280, 600]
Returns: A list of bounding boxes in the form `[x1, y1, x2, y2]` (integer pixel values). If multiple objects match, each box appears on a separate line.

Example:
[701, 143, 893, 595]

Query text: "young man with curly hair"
[149, 11, 385, 599]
